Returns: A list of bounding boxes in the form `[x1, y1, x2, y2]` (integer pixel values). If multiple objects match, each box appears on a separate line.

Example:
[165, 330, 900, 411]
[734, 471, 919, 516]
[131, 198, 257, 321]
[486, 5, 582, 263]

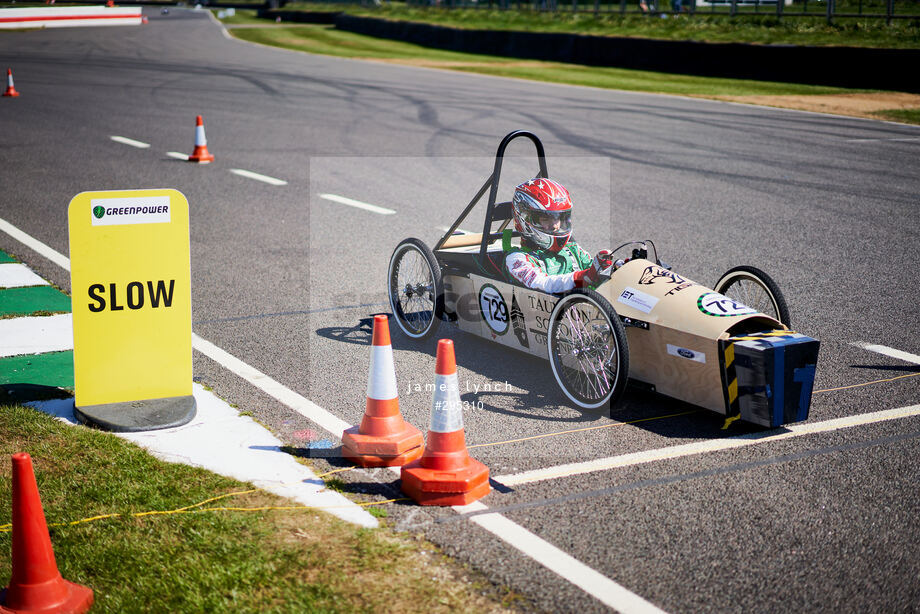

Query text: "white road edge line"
[166, 151, 190, 160]
[0, 217, 70, 270]
[0, 216, 671, 614]
[495, 404, 920, 487]
[110, 135, 151, 149]
[457, 501, 669, 614]
[853, 342, 920, 366]
[319, 193, 396, 215]
[229, 168, 288, 186]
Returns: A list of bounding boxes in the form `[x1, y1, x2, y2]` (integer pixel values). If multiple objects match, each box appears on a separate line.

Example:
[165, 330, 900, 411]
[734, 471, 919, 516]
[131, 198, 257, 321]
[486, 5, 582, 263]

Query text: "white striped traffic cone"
[187, 115, 214, 163]
[342, 315, 423, 467]
[401, 339, 489, 506]
[3, 69, 20, 98]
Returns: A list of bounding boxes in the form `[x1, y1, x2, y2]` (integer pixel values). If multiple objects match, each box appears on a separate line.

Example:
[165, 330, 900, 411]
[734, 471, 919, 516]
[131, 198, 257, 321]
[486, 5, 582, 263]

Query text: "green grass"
[273, 2, 920, 48]
[872, 107, 920, 122]
[229, 24, 858, 96]
[0, 405, 516, 613]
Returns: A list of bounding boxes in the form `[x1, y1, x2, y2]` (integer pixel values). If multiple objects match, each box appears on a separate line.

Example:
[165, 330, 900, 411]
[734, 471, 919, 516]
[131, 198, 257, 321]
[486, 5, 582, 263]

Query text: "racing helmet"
[512, 178, 573, 253]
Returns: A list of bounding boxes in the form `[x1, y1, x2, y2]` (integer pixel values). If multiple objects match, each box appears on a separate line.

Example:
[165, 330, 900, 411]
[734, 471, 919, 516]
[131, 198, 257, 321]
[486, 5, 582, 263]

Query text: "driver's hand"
[576, 250, 614, 287]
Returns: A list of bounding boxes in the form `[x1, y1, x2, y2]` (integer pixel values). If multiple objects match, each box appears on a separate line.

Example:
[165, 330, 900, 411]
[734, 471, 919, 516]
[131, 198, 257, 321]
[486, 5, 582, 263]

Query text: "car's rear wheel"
[714, 265, 791, 327]
[387, 238, 444, 339]
[547, 288, 629, 410]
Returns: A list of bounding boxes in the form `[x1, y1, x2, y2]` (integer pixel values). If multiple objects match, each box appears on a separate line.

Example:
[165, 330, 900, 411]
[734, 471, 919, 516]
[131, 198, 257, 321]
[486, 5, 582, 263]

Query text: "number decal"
[479, 284, 509, 335]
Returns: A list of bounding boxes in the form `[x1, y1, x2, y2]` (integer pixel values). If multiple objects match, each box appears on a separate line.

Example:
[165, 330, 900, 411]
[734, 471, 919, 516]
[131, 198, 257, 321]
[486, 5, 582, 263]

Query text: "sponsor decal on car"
[697, 292, 757, 317]
[638, 265, 696, 296]
[618, 286, 659, 314]
[667, 344, 706, 363]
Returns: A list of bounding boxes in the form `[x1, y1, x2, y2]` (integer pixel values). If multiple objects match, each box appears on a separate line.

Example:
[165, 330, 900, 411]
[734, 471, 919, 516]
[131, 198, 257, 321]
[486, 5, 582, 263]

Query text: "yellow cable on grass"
[0, 490, 406, 534]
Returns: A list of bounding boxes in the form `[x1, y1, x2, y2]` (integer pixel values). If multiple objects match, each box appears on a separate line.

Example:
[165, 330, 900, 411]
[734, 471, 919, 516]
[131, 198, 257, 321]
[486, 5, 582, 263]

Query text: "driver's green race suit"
[505, 241, 593, 293]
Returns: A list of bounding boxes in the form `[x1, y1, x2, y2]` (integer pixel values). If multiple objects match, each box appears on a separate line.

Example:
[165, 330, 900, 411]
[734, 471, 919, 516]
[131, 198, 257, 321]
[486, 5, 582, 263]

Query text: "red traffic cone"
[187, 115, 214, 163]
[3, 69, 20, 98]
[0, 453, 93, 614]
[105, 0, 114, 6]
[401, 339, 490, 506]
[342, 315, 424, 467]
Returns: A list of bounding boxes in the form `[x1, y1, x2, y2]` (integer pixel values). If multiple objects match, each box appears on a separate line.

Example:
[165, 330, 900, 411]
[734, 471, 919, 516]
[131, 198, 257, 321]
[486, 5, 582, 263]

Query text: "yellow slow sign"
[68, 189, 192, 408]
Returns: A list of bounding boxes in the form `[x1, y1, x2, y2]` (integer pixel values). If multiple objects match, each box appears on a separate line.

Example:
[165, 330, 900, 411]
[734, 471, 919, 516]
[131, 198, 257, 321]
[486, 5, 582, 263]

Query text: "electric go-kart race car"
[387, 131, 819, 428]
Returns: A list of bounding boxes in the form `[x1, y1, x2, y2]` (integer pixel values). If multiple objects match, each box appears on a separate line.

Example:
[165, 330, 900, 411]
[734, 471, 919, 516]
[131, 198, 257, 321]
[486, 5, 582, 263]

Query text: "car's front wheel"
[547, 288, 629, 410]
[387, 238, 444, 339]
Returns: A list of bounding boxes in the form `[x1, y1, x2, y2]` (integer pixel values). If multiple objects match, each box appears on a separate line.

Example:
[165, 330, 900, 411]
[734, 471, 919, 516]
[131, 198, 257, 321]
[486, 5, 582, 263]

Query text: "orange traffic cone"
[187, 115, 214, 163]
[105, 0, 114, 6]
[0, 453, 93, 614]
[342, 315, 424, 467]
[401, 339, 490, 506]
[3, 69, 20, 98]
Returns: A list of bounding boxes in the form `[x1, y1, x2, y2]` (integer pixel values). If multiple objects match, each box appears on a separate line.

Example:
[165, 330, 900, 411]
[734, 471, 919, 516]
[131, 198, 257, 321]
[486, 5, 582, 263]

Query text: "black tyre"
[547, 288, 629, 410]
[714, 265, 791, 327]
[387, 238, 444, 339]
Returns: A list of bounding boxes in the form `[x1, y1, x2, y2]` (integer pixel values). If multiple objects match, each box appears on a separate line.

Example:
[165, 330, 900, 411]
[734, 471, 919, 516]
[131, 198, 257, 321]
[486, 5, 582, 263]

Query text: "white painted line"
[166, 151, 189, 161]
[191, 333, 351, 436]
[0, 217, 70, 271]
[456, 500, 669, 614]
[0, 263, 49, 288]
[0, 314, 73, 358]
[854, 342, 920, 366]
[110, 135, 150, 149]
[229, 168, 288, 186]
[845, 137, 920, 143]
[319, 193, 396, 215]
[495, 404, 920, 487]
[0, 216, 671, 611]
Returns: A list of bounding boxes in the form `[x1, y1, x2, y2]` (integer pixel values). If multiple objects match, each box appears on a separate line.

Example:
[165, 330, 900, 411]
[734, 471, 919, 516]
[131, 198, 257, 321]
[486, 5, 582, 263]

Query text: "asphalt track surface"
[1, 10, 919, 613]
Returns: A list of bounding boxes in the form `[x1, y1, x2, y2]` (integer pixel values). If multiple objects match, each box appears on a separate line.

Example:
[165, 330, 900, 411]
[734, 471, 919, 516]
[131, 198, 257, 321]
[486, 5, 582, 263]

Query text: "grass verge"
[0, 404, 517, 613]
[228, 23, 855, 96]
[274, 2, 920, 48]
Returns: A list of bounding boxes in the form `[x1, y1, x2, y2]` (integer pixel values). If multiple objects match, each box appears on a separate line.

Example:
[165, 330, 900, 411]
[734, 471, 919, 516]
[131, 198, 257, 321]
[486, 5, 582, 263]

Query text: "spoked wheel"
[547, 288, 629, 410]
[387, 238, 444, 339]
[714, 265, 791, 327]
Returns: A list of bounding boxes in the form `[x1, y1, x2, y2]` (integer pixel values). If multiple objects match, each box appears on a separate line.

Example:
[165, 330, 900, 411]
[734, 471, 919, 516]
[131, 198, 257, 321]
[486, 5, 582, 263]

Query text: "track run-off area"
[1, 8, 919, 613]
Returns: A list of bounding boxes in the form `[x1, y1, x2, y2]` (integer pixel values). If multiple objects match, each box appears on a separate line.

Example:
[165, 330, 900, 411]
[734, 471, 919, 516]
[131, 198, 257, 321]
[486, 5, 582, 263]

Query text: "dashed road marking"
[229, 168, 288, 186]
[494, 404, 920, 487]
[853, 342, 920, 366]
[110, 135, 151, 149]
[166, 151, 190, 161]
[319, 193, 395, 215]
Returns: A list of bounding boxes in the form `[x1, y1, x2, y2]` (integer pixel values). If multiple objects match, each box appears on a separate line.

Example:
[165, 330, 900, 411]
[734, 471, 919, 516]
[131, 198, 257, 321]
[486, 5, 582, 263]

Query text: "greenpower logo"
[92, 206, 105, 219]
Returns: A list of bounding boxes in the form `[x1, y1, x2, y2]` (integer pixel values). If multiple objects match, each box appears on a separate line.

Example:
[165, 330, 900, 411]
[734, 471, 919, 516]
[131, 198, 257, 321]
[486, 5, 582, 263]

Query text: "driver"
[505, 178, 613, 293]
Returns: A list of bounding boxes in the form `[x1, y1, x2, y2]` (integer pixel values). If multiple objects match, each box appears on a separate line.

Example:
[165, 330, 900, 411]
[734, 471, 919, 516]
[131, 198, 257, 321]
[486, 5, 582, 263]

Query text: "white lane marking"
[229, 168, 288, 186]
[319, 193, 396, 215]
[0, 263, 49, 288]
[0, 217, 672, 611]
[496, 404, 920, 487]
[845, 137, 920, 143]
[0, 217, 70, 271]
[166, 151, 190, 160]
[191, 333, 351, 436]
[853, 342, 920, 366]
[456, 500, 669, 614]
[0, 314, 73, 358]
[110, 135, 150, 149]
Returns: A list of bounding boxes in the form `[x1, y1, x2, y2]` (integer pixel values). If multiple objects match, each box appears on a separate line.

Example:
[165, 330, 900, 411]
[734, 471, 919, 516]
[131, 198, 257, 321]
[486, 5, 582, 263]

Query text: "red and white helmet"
[512, 178, 573, 253]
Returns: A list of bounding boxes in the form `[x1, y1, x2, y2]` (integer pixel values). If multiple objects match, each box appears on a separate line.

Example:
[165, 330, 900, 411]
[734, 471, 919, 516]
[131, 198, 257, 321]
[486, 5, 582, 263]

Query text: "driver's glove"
[574, 250, 614, 287]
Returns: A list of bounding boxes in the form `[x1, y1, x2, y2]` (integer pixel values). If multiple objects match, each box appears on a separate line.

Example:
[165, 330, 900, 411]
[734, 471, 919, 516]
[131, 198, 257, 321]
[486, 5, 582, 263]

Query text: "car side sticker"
[618, 286, 659, 314]
[697, 292, 757, 317]
[667, 344, 706, 364]
[479, 284, 509, 335]
[638, 265, 696, 296]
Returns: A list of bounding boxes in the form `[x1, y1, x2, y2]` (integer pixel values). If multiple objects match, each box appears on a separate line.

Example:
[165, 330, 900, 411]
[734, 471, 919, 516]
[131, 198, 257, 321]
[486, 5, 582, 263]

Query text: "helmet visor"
[524, 209, 571, 236]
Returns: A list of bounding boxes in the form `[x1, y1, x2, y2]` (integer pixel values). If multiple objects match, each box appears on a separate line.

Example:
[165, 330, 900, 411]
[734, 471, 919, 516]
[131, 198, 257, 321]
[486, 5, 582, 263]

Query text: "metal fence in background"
[399, 0, 920, 23]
